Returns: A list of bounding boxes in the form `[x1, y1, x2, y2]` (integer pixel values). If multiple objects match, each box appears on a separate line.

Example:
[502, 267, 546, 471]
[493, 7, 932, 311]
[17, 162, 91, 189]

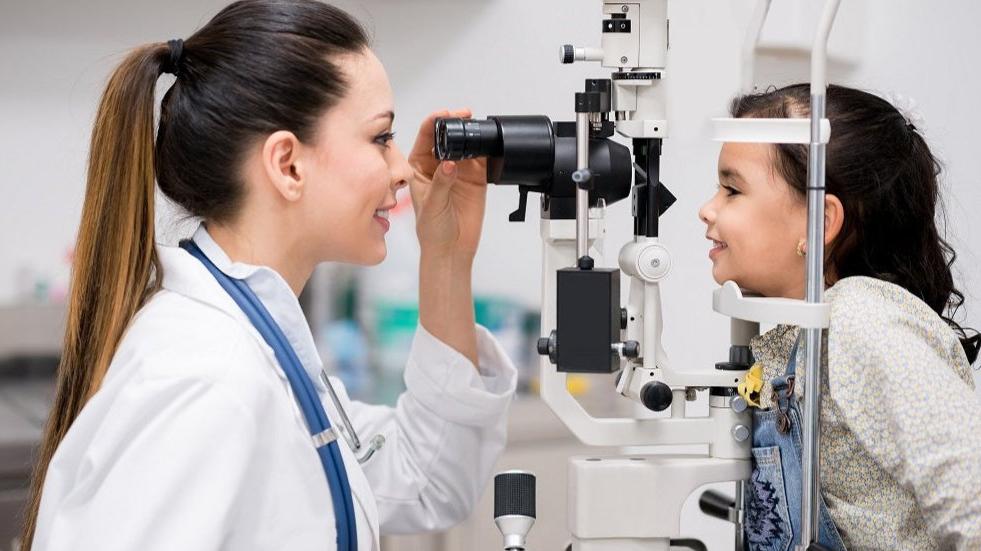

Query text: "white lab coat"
[33, 226, 518, 551]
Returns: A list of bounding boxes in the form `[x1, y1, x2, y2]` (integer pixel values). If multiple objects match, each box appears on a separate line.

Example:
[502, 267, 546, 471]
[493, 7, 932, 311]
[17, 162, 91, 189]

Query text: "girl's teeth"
[374, 209, 389, 220]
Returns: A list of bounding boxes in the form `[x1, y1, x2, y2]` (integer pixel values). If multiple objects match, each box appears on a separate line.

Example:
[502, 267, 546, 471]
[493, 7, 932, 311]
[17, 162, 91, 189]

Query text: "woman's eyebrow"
[371, 110, 395, 123]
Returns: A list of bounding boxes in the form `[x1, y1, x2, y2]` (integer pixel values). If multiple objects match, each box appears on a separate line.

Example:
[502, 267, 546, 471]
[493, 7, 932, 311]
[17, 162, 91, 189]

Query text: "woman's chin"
[340, 242, 386, 266]
[365, 243, 387, 266]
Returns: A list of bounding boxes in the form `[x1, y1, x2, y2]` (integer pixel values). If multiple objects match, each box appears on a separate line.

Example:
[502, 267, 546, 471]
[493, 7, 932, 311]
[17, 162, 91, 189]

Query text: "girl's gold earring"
[796, 239, 807, 257]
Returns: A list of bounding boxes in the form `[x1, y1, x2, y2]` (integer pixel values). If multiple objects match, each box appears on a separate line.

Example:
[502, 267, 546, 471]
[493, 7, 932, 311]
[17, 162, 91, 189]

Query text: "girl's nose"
[698, 199, 715, 225]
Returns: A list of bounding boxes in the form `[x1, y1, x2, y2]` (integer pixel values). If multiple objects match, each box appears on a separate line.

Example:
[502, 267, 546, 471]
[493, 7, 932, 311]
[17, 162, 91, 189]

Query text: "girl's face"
[300, 48, 413, 266]
[698, 142, 808, 298]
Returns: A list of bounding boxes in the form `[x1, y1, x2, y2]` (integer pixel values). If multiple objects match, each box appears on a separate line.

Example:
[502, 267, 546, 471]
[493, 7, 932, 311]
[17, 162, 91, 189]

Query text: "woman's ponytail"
[22, 1, 372, 545]
[20, 43, 168, 549]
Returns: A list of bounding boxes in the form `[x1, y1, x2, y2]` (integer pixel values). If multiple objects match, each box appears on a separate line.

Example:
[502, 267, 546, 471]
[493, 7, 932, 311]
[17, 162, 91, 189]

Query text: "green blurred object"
[370, 298, 419, 405]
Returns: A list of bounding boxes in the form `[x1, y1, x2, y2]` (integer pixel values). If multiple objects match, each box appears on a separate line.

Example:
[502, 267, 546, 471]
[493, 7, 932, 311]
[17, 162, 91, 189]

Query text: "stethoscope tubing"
[182, 240, 357, 551]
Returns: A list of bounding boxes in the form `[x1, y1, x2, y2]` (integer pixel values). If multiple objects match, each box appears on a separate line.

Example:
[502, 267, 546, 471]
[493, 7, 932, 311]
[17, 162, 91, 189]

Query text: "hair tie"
[882, 91, 926, 132]
[162, 38, 184, 76]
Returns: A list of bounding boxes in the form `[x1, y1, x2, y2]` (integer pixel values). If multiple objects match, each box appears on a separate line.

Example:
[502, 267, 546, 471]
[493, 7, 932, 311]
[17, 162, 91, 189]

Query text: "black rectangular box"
[555, 267, 620, 373]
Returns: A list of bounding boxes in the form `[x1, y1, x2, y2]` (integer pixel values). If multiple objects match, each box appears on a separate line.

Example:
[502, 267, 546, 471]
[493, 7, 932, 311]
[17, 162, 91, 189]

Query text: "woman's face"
[299, 48, 413, 266]
[698, 142, 808, 298]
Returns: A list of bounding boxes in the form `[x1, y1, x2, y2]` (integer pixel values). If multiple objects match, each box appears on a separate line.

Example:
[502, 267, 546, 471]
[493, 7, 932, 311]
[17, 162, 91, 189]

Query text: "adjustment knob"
[731, 424, 750, 442]
[494, 471, 536, 551]
[536, 338, 549, 355]
[640, 381, 673, 412]
[536, 331, 558, 365]
[620, 340, 639, 358]
[494, 471, 536, 519]
[731, 396, 749, 413]
[572, 168, 593, 188]
[560, 44, 575, 64]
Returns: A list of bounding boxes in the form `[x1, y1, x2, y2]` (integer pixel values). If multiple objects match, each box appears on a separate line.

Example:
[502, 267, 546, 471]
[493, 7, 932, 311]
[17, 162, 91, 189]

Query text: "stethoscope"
[319, 369, 386, 464]
[182, 239, 380, 551]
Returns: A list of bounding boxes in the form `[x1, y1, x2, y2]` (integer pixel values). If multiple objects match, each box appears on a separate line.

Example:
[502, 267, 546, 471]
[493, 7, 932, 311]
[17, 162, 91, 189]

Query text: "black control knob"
[715, 345, 755, 371]
[620, 341, 639, 358]
[536, 338, 549, 355]
[494, 471, 536, 551]
[494, 471, 536, 519]
[560, 44, 575, 64]
[537, 331, 558, 365]
[640, 381, 673, 412]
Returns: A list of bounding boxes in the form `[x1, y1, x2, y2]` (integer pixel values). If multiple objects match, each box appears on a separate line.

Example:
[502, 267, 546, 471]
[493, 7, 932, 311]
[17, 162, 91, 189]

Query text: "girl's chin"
[711, 268, 752, 292]
[711, 264, 730, 286]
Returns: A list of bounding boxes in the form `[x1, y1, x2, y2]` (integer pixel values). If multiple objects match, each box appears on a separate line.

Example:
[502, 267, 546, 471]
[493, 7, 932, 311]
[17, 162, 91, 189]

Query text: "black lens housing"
[435, 118, 502, 160]
[433, 115, 632, 219]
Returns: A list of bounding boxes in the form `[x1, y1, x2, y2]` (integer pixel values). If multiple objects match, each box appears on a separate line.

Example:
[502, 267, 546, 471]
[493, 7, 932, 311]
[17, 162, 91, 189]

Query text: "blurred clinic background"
[1, 1, 979, 550]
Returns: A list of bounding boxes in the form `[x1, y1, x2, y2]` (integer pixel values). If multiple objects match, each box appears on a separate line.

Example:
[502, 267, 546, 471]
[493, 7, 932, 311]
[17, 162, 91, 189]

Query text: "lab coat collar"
[158, 223, 328, 392]
[159, 225, 382, 547]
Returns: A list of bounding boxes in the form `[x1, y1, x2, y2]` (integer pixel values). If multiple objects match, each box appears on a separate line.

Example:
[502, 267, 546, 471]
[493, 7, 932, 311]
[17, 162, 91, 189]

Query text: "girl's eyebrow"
[718, 167, 746, 184]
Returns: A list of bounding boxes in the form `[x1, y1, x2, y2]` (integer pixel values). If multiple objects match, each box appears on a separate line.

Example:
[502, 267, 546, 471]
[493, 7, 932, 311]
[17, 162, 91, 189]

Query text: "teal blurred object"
[365, 295, 538, 405]
[369, 298, 419, 404]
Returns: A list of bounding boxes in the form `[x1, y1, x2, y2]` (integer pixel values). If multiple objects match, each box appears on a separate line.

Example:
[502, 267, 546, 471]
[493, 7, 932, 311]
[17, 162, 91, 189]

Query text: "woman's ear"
[261, 130, 304, 202]
[824, 193, 845, 246]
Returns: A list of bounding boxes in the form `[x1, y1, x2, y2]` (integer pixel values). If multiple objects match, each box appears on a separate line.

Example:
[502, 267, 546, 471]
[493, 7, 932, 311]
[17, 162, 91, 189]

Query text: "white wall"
[2, 1, 978, 377]
[1, 0, 979, 548]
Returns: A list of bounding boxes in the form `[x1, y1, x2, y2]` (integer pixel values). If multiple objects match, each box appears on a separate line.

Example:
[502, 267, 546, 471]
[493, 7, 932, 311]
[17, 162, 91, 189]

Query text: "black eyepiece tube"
[434, 118, 502, 161]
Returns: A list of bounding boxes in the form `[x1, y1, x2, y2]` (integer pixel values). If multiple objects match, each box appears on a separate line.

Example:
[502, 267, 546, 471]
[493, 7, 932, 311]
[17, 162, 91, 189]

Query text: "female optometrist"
[21, 2, 518, 550]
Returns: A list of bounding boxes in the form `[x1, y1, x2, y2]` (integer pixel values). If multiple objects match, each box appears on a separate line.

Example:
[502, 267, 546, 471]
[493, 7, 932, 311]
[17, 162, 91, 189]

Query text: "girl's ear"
[824, 194, 844, 246]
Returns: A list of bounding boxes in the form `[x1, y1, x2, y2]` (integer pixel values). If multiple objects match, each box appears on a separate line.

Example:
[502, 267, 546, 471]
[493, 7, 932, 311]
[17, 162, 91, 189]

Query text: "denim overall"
[744, 336, 848, 551]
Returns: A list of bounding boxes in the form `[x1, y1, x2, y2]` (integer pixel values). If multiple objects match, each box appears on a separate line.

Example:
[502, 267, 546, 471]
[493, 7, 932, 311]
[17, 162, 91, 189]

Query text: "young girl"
[700, 84, 981, 550]
[22, 1, 517, 549]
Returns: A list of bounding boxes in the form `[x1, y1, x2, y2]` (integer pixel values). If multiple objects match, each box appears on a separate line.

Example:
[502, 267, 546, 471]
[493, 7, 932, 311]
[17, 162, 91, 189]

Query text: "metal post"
[800, 92, 826, 547]
[575, 112, 590, 260]
[799, 1, 841, 548]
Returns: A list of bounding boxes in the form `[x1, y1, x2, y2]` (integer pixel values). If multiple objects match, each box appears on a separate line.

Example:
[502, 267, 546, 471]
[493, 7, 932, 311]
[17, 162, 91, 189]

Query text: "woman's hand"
[407, 108, 488, 260]
[409, 109, 485, 366]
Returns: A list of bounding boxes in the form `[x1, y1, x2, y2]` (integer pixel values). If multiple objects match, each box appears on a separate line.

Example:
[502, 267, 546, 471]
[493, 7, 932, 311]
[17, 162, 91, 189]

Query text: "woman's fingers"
[409, 109, 450, 165]
[408, 108, 480, 211]
[409, 108, 473, 168]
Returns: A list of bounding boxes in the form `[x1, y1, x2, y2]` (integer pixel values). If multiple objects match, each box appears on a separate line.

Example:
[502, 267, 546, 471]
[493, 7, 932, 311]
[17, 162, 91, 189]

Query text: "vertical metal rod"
[800, 93, 826, 548]
[800, 0, 841, 546]
[734, 481, 746, 551]
[575, 112, 590, 260]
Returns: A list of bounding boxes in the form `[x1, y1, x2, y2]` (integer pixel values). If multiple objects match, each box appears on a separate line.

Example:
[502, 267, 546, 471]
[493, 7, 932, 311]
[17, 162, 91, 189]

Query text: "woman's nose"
[391, 145, 413, 190]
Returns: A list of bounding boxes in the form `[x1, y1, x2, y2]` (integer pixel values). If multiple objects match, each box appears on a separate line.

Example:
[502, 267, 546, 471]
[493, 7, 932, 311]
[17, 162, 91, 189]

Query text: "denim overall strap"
[771, 336, 799, 434]
[745, 334, 848, 551]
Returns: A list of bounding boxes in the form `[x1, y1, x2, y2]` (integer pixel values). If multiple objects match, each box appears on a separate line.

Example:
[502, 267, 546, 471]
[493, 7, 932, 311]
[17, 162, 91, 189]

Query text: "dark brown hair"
[731, 83, 980, 365]
[21, 1, 369, 547]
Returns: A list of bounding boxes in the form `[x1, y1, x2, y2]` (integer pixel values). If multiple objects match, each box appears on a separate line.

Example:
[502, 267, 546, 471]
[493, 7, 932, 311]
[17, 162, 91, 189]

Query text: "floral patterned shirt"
[749, 276, 981, 550]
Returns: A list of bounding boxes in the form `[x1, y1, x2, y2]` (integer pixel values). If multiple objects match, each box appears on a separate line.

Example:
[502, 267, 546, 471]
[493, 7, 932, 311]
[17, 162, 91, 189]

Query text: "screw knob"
[640, 381, 672, 412]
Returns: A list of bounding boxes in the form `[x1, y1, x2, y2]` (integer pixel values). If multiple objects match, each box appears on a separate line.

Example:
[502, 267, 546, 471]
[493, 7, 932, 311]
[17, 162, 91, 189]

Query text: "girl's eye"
[721, 183, 740, 197]
[374, 131, 396, 147]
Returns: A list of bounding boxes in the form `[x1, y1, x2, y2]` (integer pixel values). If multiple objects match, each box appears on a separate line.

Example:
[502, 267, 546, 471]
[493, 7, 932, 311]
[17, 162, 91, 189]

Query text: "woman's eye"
[374, 131, 396, 147]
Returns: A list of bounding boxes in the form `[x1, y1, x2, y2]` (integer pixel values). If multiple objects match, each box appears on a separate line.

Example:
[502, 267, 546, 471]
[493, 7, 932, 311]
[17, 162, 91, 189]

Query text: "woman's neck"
[205, 221, 313, 296]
